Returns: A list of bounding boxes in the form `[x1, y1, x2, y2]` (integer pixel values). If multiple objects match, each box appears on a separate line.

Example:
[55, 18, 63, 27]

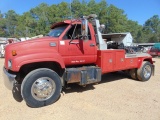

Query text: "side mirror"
[81, 19, 88, 37]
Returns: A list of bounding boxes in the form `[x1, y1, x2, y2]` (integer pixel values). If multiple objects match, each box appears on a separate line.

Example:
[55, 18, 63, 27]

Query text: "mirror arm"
[69, 24, 78, 44]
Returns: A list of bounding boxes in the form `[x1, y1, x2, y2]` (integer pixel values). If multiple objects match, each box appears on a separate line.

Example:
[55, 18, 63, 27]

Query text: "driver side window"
[63, 24, 91, 40]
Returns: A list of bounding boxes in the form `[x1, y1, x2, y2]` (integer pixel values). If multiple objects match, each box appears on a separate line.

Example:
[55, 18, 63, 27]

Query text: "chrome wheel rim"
[31, 77, 56, 101]
[143, 65, 151, 79]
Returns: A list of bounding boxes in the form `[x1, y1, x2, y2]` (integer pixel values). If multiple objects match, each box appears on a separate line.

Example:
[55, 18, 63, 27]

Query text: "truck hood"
[5, 36, 59, 61]
[12, 36, 58, 46]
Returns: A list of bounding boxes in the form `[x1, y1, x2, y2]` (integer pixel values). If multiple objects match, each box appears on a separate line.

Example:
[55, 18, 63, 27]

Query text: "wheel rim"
[31, 77, 56, 101]
[143, 65, 152, 79]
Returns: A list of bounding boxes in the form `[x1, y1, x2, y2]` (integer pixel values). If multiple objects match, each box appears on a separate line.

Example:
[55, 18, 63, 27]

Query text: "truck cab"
[3, 14, 154, 108]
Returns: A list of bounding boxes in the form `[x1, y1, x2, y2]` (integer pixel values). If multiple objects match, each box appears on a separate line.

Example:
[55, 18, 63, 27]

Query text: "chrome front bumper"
[3, 67, 16, 90]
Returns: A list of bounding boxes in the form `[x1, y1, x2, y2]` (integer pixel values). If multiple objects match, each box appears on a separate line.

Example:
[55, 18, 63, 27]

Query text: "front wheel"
[137, 61, 153, 81]
[21, 68, 62, 108]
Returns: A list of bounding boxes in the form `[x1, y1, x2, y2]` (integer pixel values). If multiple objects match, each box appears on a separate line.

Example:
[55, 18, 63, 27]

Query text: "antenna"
[70, 0, 72, 20]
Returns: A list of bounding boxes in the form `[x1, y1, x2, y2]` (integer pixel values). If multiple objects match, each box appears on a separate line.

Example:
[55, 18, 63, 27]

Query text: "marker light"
[12, 50, 17, 56]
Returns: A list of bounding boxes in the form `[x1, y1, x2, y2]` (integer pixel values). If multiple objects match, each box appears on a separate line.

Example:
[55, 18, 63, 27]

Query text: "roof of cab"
[50, 19, 82, 29]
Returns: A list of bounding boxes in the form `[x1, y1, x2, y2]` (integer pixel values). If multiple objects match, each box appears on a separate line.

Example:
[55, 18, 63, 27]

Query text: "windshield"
[47, 25, 68, 37]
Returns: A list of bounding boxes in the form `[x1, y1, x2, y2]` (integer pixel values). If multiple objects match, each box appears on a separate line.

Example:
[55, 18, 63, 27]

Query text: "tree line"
[0, 0, 160, 43]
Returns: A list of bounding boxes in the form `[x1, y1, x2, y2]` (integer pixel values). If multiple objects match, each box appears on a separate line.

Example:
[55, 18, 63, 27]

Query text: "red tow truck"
[3, 14, 154, 107]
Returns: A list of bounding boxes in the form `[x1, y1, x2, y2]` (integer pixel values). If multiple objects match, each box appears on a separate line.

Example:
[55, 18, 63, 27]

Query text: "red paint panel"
[125, 58, 138, 68]
[115, 51, 125, 70]
[102, 51, 114, 72]
[96, 50, 141, 73]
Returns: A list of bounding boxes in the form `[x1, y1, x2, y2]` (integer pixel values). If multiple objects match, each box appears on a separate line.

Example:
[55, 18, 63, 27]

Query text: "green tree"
[143, 15, 160, 42]
[71, 0, 82, 18]
[125, 20, 143, 42]
[1, 0, 159, 43]
[0, 11, 6, 36]
[5, 10, 19, 37]
[106, 5, 128, 33]
[30, 3, 50, 35]
[16, 12, 36, 37]
[56, 2, 70, 20]
[98, 0, 108, 24]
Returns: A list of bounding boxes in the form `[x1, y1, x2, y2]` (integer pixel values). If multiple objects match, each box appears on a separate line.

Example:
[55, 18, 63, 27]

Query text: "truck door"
[59, 24, 97, 65]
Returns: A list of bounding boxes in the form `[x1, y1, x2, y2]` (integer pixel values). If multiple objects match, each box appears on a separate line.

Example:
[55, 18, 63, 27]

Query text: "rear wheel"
[21, 68, 62, 108]
[137, 61, 152, 81]
[129, 69, 137, 80]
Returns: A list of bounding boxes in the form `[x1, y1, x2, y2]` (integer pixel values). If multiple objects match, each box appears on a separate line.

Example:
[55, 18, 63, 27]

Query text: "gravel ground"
[0, 58, 160, 120]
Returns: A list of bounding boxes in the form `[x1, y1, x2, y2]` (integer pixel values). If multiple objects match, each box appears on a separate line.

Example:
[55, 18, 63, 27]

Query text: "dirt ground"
[0, 58, 160, 120]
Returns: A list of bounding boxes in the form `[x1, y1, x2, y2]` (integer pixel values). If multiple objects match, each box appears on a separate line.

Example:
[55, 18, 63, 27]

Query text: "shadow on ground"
[11, 71, 133, 102]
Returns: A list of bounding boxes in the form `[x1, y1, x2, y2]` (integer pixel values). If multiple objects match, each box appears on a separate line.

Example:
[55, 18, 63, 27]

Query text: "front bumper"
[3, 67, 16, 90]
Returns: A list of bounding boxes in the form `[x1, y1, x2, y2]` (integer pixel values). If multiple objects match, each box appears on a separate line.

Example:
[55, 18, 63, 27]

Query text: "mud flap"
[152, 64, 155, 76]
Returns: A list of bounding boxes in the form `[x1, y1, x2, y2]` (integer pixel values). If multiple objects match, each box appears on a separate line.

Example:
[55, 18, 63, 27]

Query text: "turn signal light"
[12, 50, 17, 56]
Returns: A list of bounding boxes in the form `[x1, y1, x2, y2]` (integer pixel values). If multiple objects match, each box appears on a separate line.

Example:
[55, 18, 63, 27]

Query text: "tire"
[21, 68, 62, 108]
[129, 69, 137, 80]
[137, 61, 152, 81]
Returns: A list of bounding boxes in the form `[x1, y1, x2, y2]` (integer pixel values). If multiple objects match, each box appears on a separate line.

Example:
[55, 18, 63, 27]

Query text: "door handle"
[90, 43, 95, 47]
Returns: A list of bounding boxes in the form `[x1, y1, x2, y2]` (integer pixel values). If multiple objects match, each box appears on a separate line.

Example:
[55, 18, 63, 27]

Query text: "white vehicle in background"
[0, 44, 5, 58]
[0, 38, 20, 58]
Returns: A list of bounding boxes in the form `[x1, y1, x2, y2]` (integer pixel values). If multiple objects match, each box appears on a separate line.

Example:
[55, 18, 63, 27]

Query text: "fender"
[137, 57, 153, 68]
[12, 52, 65, 72]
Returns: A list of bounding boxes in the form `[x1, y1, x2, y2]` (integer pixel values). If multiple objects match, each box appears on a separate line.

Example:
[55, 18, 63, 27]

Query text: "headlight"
[8, 60, 12, 68]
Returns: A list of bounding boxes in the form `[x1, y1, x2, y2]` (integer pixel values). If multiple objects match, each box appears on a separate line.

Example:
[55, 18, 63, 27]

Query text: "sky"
[0, 0, 159, 25]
